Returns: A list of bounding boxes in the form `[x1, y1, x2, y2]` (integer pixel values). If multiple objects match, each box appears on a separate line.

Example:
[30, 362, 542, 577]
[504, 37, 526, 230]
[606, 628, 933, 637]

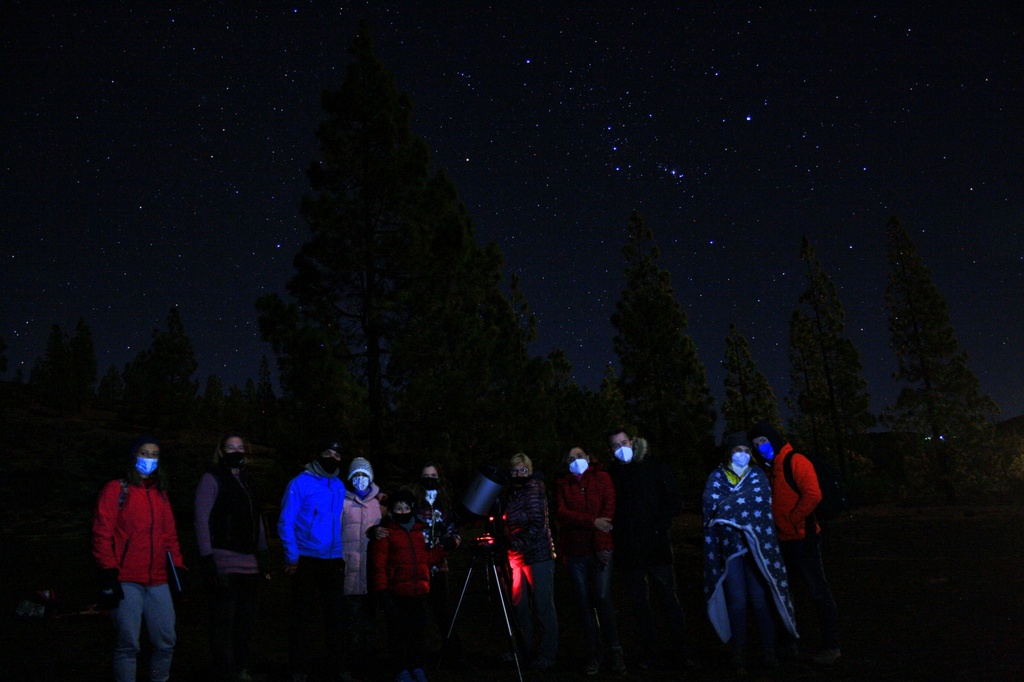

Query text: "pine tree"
[98, 364, 124, 405]
[611, 211, 716, 486]
[201, 374, 225, 426]
[721, 323, 783, 435]
[787, 237, 874, 478]
[69, 317, 97, 410]
[31, 324, 73, 411]
[122, 307, 199, 429]
[884, 217, 998, 501]
[259, 24, 532, 468]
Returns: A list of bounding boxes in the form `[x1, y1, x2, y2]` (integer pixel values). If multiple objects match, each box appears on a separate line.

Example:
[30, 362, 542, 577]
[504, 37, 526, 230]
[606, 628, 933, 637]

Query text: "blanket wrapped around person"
[702, 464, 798, 642]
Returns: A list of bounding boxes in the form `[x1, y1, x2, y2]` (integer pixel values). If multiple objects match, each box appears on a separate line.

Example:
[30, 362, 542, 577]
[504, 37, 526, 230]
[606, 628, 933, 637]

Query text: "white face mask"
[424, 489, 438, 506]
[730, 450, 751, 475]
[614, 446, 633, 463]
[569, 458, 589, 475]
[351, 474, 370, 492]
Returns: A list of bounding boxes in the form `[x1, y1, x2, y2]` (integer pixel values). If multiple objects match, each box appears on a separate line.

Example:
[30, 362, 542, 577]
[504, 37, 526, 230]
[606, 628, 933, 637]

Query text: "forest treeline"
[3, 26, 1020, 506]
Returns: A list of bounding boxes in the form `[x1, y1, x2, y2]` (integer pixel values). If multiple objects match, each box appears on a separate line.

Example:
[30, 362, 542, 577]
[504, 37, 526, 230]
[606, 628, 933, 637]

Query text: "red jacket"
[555, 466, 615, 557]
[768, 444, 822, 541]
[368, 519, 446, 597]
[92, 479, 184, 586]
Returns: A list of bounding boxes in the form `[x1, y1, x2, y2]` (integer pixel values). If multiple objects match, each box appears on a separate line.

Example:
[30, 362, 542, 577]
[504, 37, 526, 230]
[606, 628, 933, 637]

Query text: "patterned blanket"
[702, 464, 798, 642]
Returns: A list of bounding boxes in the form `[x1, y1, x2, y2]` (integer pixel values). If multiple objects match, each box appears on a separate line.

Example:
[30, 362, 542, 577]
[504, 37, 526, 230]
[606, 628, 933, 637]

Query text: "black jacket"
[609, 439, 683, 569]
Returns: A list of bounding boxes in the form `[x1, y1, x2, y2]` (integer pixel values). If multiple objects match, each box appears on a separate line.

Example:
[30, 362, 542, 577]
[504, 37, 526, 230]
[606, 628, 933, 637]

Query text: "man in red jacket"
[748, 421, 841, 666]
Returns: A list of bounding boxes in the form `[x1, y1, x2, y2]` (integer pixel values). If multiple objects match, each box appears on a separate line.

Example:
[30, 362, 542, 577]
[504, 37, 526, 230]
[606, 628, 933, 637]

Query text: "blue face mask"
[757, 441, 775, 461]
[135, 457, 159, 476]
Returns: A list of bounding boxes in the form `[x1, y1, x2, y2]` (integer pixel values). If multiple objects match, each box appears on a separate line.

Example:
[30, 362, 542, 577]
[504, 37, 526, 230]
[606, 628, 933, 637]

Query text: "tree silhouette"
[884, 216, 998, 502]
[611, 211, 716, 487]
[721, 323, 783, 435]
[787, 237, 874, 478]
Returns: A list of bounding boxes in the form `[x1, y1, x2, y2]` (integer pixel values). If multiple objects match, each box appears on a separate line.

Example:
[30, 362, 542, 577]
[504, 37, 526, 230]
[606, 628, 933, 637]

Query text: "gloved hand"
[439, 535, 459, 552]
[199, 554, 219, 588]
[98, 568, 124, 610]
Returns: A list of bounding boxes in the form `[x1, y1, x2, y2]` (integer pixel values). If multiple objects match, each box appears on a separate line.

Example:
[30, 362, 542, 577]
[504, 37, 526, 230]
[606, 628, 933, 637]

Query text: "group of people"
[90, 421, 841, 681]
[502, 424, 841, 678]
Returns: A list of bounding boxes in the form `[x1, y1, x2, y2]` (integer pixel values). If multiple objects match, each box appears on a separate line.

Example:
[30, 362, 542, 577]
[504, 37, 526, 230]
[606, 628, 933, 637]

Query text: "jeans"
[567, 554, 620, 656]
[510, 558, 558, 664]
[724, 554, 776, 656]
[208, 573, 260, 680]
[289, 557, 346, 675]
[624, 563, 689, 659]
[780, 534, 840, 649]
[112, 582, 176, 682]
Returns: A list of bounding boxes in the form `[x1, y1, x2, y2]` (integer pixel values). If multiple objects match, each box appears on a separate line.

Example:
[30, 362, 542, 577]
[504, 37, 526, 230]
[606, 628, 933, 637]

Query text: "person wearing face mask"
[606, 427, 695, 671]
[703, 432, 796, 676]
[194, 432, 269, 682]
[92, 436, 185, 682]
[341, 456, 382, 673]
[748, 419, 841, 667]
[369, 490, 448, 682]
[277, 439, 349, 682]
[555, 446, 625, 676]
[504, 452, 558, 671]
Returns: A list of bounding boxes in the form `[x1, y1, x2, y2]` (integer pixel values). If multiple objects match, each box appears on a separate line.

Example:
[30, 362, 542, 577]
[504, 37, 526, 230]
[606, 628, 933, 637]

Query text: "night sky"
[3, 3, 1022, 423]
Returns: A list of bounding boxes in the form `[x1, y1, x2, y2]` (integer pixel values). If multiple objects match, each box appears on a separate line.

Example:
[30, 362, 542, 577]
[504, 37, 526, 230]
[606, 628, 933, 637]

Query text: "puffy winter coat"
[277, 468, 346, 564]
[505, 477, 555, 566]
[341, 483, 382, 595]
[555, 464, 615, 557]
[768, 444, 822, 541]
[92, 479, 184, 586]
[368, 519, 446, 597]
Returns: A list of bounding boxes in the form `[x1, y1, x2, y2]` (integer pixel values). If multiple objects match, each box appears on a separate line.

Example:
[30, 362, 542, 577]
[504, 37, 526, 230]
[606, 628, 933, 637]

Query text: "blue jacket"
[278, 467, 346, 563]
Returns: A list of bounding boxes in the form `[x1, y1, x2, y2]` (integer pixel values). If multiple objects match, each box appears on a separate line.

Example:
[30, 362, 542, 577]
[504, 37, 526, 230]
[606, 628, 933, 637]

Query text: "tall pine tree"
[259, 25, 534, 470]
[721, 323, 783, 435]
[611, 211, 716, 489]
[787, 237, 874, 478]
[884, 217, 998, 501]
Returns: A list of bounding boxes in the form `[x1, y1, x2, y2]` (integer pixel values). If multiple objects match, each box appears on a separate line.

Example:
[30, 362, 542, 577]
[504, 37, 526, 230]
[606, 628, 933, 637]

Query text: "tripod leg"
[490, 557, 525, 682]
[436, 560, 476, 672]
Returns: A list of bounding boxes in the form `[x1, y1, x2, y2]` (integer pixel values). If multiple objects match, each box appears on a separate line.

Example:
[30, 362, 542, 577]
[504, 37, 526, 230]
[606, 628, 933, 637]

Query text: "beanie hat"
[724, 432, 752, 452]
[747, 420, 785, 455]
[388, 488, 417, 511]
[347, 457, 373, 482]
[318, 437, 342, 456]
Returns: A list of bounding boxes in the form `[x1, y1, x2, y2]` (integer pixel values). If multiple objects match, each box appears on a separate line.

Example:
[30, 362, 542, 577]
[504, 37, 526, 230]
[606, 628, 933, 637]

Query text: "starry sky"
[3, 3, 1022, 422]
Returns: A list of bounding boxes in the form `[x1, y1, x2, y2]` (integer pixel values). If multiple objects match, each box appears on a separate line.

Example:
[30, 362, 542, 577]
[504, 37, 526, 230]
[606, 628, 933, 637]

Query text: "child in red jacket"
[370, 489, 447, 682]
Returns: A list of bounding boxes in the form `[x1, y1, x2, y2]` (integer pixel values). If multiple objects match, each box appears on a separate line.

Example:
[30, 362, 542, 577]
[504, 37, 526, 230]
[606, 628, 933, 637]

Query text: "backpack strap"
[782, 452, 799, 496]
[118, 479, 129, 512]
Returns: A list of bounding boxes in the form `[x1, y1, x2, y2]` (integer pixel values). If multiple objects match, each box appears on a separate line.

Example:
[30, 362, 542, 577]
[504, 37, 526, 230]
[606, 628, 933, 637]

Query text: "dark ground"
[2, 498, 1023, 682]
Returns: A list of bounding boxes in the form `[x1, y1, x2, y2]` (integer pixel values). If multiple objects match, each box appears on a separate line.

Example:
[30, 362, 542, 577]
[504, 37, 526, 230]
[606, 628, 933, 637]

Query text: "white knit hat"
[347, 457, 373, 482]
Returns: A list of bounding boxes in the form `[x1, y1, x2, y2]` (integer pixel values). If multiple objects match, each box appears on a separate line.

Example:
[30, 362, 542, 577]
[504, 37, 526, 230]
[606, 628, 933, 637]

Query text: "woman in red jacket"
[370, 489, 446, 682]
[555, 446, 625, 676]
[92, 436, 185, 682]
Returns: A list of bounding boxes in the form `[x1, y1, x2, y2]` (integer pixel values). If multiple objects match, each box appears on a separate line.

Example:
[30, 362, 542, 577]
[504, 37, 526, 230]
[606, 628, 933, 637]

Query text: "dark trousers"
[383, 594, 429, 674]
[567, 554, 621, 656]
[429, 570, 462, 653]
[208, 573, 261, 680]
[624, 563, 689, 659]
[780, 535, 840, 650]
[289, 557, 346, 675]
